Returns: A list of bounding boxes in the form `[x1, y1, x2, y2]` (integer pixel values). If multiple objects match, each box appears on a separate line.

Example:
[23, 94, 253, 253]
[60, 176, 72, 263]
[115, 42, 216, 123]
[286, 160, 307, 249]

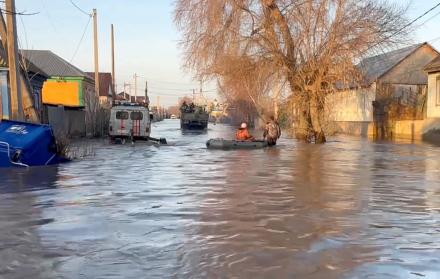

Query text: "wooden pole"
[127, 83, 131, 100]
[133, 73, 138, 103]
[157, 95, 160, 118]
[6, 0, 23, 120]
[111, 24, 115, 94]
[93, 9, 100, 98]
[0, 10, 39, 122]
[123, 82, 130, 100]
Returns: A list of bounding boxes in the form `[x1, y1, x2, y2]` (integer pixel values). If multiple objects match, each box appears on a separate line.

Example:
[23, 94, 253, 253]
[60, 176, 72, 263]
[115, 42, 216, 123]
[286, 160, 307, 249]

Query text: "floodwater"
[0, 120, 439, 279]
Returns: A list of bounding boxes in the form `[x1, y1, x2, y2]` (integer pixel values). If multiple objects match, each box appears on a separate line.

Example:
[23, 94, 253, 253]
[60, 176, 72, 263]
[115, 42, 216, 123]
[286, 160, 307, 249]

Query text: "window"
[130, 111, 143, 120]
[437, 77, 440, 106]
[116, 111, 129, 119]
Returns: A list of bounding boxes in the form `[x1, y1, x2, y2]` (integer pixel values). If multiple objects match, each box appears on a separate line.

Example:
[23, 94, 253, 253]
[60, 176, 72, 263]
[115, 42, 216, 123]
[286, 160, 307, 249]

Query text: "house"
[0, 52, 49, 121]
[86, 72, 114, 107]
[424, 55, 440, 118]
[0, 62, 8, 120]
[116, 91, 129, 101]
[21, 50, 95, 137]
[327, 42, 439, 139]
[130, 96, 148, 104]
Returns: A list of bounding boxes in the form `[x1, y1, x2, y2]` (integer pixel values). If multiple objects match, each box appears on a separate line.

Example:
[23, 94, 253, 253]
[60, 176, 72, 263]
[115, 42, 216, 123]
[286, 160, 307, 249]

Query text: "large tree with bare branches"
[175, 0, 408, 143]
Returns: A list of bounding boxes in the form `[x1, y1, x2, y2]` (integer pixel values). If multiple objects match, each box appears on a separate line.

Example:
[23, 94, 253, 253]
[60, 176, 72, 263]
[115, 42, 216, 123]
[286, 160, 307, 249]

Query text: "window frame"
[115, 111, 129, 120]
[436, 76, 440, 106]
[130, 111, 143, 121]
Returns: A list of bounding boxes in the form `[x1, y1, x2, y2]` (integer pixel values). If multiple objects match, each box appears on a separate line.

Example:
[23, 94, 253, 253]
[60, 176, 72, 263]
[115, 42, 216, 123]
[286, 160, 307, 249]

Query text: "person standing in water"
[263, 116, 281, 146]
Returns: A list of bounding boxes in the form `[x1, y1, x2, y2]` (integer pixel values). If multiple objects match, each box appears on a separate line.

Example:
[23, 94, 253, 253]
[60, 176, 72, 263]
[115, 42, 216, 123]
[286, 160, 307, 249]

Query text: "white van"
[109, 102, 152, 142]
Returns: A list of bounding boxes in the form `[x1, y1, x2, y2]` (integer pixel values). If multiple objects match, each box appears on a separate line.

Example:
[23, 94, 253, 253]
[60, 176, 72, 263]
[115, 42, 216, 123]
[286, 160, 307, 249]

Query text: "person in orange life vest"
[236, 122, 255, 141]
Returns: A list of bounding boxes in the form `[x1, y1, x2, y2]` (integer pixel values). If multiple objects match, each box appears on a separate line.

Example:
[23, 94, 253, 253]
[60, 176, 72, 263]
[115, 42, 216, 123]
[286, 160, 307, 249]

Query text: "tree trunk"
[287, 76, 314, 142]
[310, 93, 326, 144]
[293, 93, 313, 142]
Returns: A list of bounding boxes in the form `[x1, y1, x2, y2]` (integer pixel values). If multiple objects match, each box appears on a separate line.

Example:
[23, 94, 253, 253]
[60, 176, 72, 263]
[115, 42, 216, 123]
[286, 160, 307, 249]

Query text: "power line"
[70, 14, 92, 63]
[148, 79, 199, 86]
[18, 14, 29, 51]
[417, 9, 440, 28]
[397, 2, 440, 35]
[39, 0, 59, 34]
[119, 73, 205, 86]
[68, 0, 91, 16]
[367, 1, 440, 53]
[429, 35, 440, 44]
[0, 8, 39, 16]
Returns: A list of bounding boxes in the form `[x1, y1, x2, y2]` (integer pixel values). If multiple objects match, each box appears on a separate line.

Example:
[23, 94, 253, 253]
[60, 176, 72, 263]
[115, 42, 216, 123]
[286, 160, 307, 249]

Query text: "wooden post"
[133, 73, 138, 103]
[93, 9, 100, 98]
[0, 10, 39, 122]
[157, 95, 160, 118]
[111, 24, 115, 94]
[5, 0, 23, 120]
[123, 82, 129, 100]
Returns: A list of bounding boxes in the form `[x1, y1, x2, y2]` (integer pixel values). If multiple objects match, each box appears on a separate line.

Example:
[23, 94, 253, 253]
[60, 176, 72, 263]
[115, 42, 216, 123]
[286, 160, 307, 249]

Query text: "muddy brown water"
[0, 120, 439, 279]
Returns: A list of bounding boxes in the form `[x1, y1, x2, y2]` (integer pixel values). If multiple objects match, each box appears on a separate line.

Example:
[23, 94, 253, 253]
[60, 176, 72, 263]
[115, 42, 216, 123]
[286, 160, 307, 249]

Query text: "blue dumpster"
[0, 120, 67, 168]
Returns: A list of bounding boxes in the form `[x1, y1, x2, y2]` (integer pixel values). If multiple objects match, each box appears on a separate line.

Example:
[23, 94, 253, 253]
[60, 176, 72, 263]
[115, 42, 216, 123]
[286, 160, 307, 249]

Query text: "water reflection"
[0, 120, 439, 278]
[0, 166, 59, 278]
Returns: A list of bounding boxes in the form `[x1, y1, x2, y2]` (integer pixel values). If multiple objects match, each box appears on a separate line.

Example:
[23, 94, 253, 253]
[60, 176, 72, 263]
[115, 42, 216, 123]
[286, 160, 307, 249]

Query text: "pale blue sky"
[14, 0, 440, 106]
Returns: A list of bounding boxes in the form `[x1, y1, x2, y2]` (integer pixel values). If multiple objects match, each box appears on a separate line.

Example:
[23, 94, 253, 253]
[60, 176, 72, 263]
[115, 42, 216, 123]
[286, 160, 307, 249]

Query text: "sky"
[14, 0, 440, 107]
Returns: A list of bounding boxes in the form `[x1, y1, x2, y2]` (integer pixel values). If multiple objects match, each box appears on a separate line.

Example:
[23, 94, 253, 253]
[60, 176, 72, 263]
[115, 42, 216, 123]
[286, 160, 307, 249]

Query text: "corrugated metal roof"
[21, 49, 89, 78]
[424, 55, 440, 73]
[358, 44, 424, 85]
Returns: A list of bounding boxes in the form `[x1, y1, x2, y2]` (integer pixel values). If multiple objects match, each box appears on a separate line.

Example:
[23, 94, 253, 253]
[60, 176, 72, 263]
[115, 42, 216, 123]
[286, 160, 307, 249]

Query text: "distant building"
[116, 91, 130, 101]
[86, 72, 114, 107]
[115, 91, 149, 106]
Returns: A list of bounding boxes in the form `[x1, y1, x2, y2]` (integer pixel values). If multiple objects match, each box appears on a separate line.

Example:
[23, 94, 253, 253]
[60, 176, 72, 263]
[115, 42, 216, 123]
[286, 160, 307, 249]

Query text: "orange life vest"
[236, 128, 253, 141]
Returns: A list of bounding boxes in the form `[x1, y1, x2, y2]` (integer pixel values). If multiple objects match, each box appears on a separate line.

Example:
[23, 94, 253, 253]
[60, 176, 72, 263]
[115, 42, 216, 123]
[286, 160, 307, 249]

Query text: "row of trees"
[174, 0, 409, 143]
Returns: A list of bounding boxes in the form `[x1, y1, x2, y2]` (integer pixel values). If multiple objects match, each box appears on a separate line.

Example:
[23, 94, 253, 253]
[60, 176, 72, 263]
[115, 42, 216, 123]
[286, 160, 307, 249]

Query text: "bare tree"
[175, 0, 409, 143]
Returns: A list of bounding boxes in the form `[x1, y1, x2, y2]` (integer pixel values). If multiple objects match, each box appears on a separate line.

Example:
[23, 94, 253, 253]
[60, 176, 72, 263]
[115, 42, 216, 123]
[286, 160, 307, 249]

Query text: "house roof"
[116, 92, 129, 100]
[21, 49, 90, 78]
[86, 72, 113, 97]
[358, 43, 426, 85]
[424, 55, 440, 73]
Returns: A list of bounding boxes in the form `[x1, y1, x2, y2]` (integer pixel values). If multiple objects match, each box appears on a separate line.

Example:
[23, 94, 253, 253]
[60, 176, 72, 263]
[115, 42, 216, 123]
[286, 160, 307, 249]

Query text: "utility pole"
[93, 9, 100, 98]
[123, 82, 130, 101]
[6, 0, 23, 120]
[133, 73, 138, 103]
[157, 95, 160, 118]
[111, 24, 115, 93]
[144, 80, 149, 107]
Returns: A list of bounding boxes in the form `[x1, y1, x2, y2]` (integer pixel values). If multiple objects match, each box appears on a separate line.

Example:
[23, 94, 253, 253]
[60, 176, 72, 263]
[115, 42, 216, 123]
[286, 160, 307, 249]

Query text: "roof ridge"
[357, 43, 428, 85]
[360, 43, 423, 64]
[21, 49, 89, 78]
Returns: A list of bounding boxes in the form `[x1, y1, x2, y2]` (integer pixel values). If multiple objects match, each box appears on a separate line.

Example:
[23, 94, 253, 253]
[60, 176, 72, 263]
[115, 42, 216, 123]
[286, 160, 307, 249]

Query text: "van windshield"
[130, 111, 143, 120]
[116, 111, 129, 120]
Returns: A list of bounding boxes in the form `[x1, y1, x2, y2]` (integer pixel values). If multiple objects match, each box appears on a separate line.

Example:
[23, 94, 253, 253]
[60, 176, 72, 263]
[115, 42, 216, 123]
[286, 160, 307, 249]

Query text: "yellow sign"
[42, 80, 82, 107]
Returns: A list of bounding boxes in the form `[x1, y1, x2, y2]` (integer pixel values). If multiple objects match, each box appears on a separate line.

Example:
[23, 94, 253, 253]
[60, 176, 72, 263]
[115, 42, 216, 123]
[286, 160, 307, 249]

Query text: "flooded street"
[0, 119, 439, 279]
